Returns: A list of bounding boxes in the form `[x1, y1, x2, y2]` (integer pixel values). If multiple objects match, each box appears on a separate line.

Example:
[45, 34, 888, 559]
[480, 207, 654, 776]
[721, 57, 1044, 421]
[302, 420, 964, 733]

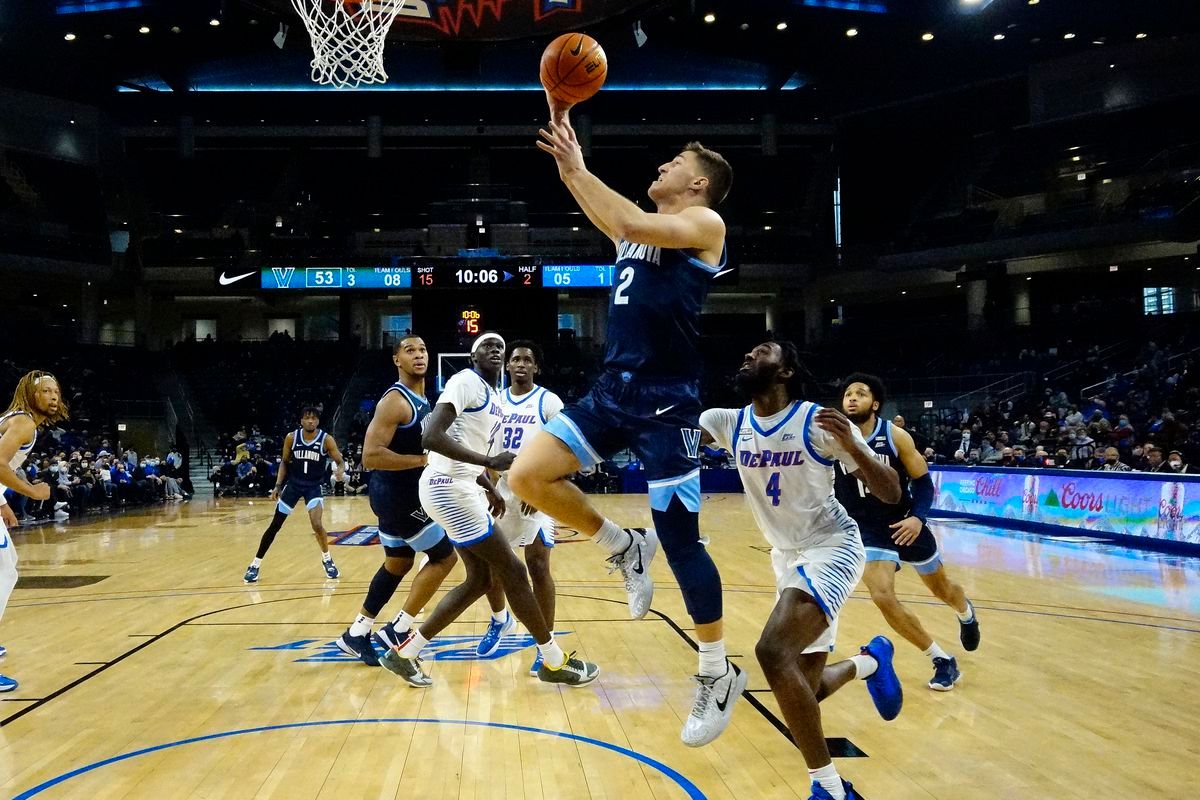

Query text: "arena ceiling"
[3, 0, 1199, 116]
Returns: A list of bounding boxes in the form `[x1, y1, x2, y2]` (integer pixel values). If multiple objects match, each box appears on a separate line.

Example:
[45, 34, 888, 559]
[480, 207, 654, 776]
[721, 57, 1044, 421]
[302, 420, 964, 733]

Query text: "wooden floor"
[2, 494, 1198, 799]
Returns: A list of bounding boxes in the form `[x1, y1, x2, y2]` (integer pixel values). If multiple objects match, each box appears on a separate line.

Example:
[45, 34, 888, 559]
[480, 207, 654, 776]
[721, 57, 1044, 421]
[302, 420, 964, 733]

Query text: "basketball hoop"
[289, 0, 403, 89]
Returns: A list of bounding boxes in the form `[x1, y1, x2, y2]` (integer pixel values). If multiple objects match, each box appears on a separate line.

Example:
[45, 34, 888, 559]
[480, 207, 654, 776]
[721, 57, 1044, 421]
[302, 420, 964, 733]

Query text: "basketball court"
[2, 494, 1196, 799]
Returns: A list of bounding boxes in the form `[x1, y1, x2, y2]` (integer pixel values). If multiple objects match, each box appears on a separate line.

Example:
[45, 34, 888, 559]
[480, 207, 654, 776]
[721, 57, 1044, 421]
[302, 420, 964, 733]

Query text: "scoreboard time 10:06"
[259, 263, 615, 291]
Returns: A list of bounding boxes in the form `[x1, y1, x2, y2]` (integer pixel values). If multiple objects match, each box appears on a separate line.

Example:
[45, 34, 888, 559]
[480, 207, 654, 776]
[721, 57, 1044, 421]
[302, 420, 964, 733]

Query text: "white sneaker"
[680, 663, 747, 747]
[606, 527, 658, 619]
[53, 501, 68, 511]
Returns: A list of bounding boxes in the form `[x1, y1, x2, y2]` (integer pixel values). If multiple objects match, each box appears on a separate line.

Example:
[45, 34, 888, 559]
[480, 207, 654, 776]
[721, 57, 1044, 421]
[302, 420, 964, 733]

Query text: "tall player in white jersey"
[699, 342, 904, 800]
[473, 341, 564, 674]
[0, 372, 65, 693]
[379, 333, 598, 689]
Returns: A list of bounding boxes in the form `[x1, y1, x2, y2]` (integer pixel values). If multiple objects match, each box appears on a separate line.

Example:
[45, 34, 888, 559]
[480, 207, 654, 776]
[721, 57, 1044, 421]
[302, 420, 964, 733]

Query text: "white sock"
[250, 557, 262, 568]
[322, 552, 333, 562]
[850, 654, 877, 680]
[537, 637, 566, 669]
[391, 610, 415, 631]
[349, 614, 374, 637]
[592, 519, 633, 556]
[924, 642, 951, 661]
[398, 630, 429, 658]
[808, 763, 845, 800]
[491, 609, 508, 624]
[956, 600, 975, 623]
[698, 640, 727, 678]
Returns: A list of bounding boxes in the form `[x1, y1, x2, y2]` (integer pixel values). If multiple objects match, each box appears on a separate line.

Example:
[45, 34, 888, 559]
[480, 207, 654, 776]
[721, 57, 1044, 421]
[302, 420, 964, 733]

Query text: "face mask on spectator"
[1105, 455, 1117, 465]
[50, 465, 60, 473]
[140, 461, 147, 467]
[1169, 459, 1182, 469]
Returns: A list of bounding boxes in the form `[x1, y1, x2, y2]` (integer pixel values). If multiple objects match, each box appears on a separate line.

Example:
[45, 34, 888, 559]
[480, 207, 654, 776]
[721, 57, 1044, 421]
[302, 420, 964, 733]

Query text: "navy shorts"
[860, 521, 942, 575]
[543, 370, 703, 513]
[278, 482, 323, 514]
[369, 473, 449, 556]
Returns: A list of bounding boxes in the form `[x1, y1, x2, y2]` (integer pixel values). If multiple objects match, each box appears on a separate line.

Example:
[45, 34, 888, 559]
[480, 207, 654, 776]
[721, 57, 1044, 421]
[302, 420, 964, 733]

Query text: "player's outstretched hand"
[486, 451, 518, 472]
[889, 516, 922, 546]
[815, 408, 857, 446]
[537, 118, 585, 177]
[545, 89, 573, 124]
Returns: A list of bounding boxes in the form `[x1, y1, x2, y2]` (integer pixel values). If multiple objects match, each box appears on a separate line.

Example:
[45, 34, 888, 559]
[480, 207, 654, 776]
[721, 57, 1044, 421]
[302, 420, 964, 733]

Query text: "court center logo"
[250, 632, 572, 663]
[327, 525, 381, 546]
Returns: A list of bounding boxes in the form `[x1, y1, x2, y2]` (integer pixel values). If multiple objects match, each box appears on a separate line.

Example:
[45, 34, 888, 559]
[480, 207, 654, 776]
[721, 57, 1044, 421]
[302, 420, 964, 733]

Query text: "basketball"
[540, 33, 607, 106]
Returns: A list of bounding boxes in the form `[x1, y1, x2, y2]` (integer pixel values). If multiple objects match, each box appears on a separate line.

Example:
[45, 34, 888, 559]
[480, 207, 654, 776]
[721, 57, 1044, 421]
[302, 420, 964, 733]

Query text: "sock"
[322, 552, 333, 563]
[349, 614, 374, 637]
[698, 639, 727, 678]
[398, 631, 429, 658]
[850, 654, 878, 680]
[592, 519, 633, 556]
[250, 557, 262, 568]
[391, 610, 415, 631]
[537, 637, 566, 669]
[924, 642, 951, 661]
[956, 600, 975, 623]
[808, 763, 845, 800]
[491, 609, 508, 624]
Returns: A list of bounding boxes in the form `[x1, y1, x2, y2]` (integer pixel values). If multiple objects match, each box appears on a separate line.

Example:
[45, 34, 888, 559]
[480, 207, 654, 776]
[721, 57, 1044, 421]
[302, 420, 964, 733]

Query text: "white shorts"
[418, 469, 493, 547]
[494, 480, 555, 549]
[0, 518, 18, 623]
[771, 531, 865, 655]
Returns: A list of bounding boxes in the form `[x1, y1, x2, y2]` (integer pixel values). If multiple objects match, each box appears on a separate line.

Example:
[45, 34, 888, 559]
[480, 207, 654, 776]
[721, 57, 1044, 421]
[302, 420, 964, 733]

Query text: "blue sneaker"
[0, 674, 17, 693]
[243, 564, 260, 584]
[929, 656, 962, 692]
[323, 559, 340, 579]
[0, 644, 7, 657]
[335, 631, 380, 667]
[374, 621, 408, 652]
[809, 779, 859, 800]
[860, 635, 903, 721]
[529, 649, 544, 677]
[476, 611, 516, 657]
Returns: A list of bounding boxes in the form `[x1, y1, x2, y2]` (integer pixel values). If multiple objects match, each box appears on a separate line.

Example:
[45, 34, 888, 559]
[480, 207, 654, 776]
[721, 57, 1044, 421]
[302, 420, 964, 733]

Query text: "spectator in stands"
[979, 433, 1000, 464]
[1069, 427, 1095, 461]
[1013, 445, 1029, 466]
[1101, 447, 1133, 472]
[923, 447, 939, 465]
[1052, 448, 1072, 469]
[952, 450, 969, 465]
[1141, 447, 1169, 473]
[111, 460, 133, 504]
[892, 415, 905, 429]
[1167, 450, 1194, 474]
[999, 447, 1017, 468]
[1110, 415, 1135, 449]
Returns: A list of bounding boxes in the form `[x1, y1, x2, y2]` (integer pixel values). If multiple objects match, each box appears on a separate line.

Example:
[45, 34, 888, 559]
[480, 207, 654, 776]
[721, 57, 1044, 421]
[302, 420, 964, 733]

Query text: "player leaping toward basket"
[507, 94, 742, 747]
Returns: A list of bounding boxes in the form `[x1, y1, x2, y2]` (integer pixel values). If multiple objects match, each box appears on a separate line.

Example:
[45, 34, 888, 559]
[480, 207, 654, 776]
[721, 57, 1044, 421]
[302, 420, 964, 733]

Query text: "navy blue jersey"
[603, 239, 725, 380]
[370, 382, 431, 491]
[288, 428, 327, 486]
[833, 418, 913, 529]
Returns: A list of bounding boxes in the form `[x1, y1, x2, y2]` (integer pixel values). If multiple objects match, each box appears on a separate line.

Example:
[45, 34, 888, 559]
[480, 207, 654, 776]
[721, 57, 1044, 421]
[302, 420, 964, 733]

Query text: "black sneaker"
[335, 631, 380, 667]
[959, 601, 980, 652]
[929, 656, 961, 692]
[380, 649, 433, 687]
[537, 651, 600, 687]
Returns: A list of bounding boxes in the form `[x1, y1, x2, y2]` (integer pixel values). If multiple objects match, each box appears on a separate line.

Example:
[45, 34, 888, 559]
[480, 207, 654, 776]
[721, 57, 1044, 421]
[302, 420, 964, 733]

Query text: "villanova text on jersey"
[604, 238, 724, 381]
[290, 430, 327, 484]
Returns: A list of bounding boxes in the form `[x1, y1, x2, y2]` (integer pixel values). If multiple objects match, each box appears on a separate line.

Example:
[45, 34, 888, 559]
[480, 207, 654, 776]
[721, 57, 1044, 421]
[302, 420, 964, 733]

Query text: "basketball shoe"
[323, 559, 340, 579]
[335, 631, 380, 667]
[243, 564, 260, 583]
[537, 652, 599, 687]
[380, 649, 433, 687]
[809, 779, 860, 800]
[959, 601, 980, 651]
[861, 635, 903, 720]
[605, 527, 658, 619]
[374, 621, 408, 651]
[477, 610, 516, 657]
[681, 662, 748, 747]
[0, 675, 16, 693]
[929, 656, 961, 691]
[529, 650, 544, 677]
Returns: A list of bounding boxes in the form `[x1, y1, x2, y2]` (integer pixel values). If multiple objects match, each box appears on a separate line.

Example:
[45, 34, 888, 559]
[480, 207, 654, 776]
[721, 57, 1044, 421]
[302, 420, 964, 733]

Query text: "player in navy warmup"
[244, 407, 345, 583]
[510, 97, 740, 746]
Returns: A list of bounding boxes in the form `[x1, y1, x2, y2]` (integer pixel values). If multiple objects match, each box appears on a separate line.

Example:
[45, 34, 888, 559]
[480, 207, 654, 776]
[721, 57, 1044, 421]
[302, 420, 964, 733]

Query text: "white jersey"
[495, 385, 563, 457]
[0, 411, 37, 508]
[700, 400, 870, 551]
[426, 369, 503, 483]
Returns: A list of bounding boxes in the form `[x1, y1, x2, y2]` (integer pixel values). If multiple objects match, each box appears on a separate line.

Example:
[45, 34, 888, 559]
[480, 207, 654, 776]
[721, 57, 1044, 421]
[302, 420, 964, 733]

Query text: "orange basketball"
[540, 33, 607, 106]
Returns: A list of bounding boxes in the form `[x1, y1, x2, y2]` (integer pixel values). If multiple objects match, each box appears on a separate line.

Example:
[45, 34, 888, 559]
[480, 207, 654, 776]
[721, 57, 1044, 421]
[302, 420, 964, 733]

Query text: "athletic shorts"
[860, 520, 942, 575]
[494, 478, 554, 549]
[369, 474, 450, 557]
[0, 517, 17, 622]
[542, 370, 703, 513]
[418, 468, 493, 547]
[772, 530, 865, 655]
[278, 482, 323, 514]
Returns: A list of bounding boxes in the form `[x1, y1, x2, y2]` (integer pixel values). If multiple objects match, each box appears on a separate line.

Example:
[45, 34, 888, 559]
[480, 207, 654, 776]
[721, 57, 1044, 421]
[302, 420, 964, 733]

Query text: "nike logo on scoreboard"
[218, 271, 256, 286]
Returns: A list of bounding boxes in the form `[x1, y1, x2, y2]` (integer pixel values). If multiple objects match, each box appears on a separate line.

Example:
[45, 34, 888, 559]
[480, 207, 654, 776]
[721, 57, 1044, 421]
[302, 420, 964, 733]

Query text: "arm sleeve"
[808, 409, 870, 472]
[540, 391, 565, 423]
[699, 408, 739, 453]
[910, 473, 934, 523]
[439, 372, 483, 415]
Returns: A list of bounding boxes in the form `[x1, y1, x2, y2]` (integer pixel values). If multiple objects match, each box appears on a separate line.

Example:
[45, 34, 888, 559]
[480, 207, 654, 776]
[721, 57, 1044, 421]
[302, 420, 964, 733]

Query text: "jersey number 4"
[501, 427, 524, 450]
[765, 472, 782, 506]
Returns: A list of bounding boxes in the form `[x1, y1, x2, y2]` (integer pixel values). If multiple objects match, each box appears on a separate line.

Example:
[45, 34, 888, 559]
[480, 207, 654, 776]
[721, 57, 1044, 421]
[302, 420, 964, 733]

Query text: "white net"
[290, 0, 404, 89]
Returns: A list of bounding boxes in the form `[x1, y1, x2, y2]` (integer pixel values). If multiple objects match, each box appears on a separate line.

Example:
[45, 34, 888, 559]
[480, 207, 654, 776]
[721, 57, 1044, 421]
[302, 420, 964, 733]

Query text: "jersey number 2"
[613, 266, 635, 305]
[765, 472, 782, 507]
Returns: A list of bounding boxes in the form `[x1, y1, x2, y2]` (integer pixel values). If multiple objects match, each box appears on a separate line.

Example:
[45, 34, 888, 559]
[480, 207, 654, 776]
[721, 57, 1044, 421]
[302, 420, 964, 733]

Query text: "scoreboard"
[259, 263, 616, 291]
